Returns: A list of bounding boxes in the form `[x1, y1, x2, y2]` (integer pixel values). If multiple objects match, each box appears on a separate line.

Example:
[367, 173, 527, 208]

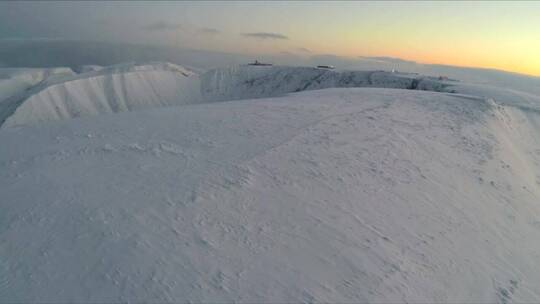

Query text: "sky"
[1, 1, 540, 76]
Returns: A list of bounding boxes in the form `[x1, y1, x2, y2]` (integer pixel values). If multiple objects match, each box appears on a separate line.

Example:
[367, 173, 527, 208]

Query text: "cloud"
[358, 56, 416, 64]
[279, 51, 295, 55]
[306, 54, 375, 69]
[198, 27, 220, 35]
[311, 54, 342, 60]
[241, 32, 288, 40]
[296, 47, 311, 53]
[142, 21, 182, 32]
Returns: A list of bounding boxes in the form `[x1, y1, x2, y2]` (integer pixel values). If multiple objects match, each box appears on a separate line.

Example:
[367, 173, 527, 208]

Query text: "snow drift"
[0, 67, 74, 104]
[2, 63, 457, 128]
[201, 65, 452, 101]
[1, 63, 200, 127]
[1, 88, 540, 302]
[0, 67, 75, 126]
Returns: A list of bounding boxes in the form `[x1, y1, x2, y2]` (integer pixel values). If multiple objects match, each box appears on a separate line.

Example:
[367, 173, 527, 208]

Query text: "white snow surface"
[0, 67, 74, 105]
[1, 63, 454, 128]
[6, 62, 537, 130]
[75, 65, 104, 74]
[2, 88, 540, 302]
[200, 65, 449, 102]
[0, 67, 75, 127]
[2, 62, 199, 127]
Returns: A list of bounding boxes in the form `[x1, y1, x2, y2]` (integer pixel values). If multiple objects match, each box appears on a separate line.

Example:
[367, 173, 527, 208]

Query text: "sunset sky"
[1, 1, 539, 76]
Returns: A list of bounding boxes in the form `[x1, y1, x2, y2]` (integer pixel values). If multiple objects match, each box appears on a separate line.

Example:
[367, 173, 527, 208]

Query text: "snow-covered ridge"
[4, 62, 540, 129]
[73, 65, 103, 74]
[201, 65, 453, 101]
[1, 88, 540, 302]
[2, 62, 200, 127]
[0, 67, 76, 125]
[1, 63, 460, 128]
[0, 67, 75, 103]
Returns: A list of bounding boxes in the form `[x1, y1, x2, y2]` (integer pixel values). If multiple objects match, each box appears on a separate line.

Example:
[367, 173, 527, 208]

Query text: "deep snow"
[1, 87, 540, 302]
[1, 63, 455, 128]
[1, 63, 199, 127]
[200, 65, 451, 102]
[8, 62, 537, 130]
[0, 67, 75, 124]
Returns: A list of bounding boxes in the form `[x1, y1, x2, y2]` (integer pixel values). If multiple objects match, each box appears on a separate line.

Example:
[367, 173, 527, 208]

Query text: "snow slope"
[2, 63, 200, 127]
[1, 88, 540, 302]
[0, 67, 75, 127]
[448, 81, 540, 111]
[2, 63, 455, 128]
[73, 65, 103, 74]
[200, 65, 451, 102]
[0, 67, 74, 106]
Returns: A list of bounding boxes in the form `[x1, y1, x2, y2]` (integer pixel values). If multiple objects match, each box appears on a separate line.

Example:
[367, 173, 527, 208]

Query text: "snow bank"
[2, 63, 200, 127]
[0, 67, 74, 103]
[74, 65, 103, 73]
[200, 65, 451, 101]
[0, 67, 75, 125]
[3, 63, 539, 131]
[1, 64, 457, 128]
[1, 88, 540, 302]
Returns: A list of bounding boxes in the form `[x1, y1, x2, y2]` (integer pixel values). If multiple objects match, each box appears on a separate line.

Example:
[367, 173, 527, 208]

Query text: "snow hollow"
[1, 62, 459, 128]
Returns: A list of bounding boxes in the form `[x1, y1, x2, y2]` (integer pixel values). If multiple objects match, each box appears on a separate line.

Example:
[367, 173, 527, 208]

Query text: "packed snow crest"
[1, 62, 200, 127]
[1, 61, 540, 303]
[1, 62, 457, 128]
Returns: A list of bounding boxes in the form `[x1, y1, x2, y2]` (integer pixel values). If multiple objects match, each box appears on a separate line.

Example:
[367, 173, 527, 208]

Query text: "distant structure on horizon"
[248, 60, 273, 66]
[317, 65, 335, 69]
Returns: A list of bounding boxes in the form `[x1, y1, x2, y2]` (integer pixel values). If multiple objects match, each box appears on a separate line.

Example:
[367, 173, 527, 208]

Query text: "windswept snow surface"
[0, 67, 74, 106]
[1, 63, 457, 128]
[0, 67, 75, 127]
[2, 62, 200, 127]
[74, 65, 103, 74]
[8, 63, 537, 130]
[1, 88, 540, 302]
[201, 65, 451, 102]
